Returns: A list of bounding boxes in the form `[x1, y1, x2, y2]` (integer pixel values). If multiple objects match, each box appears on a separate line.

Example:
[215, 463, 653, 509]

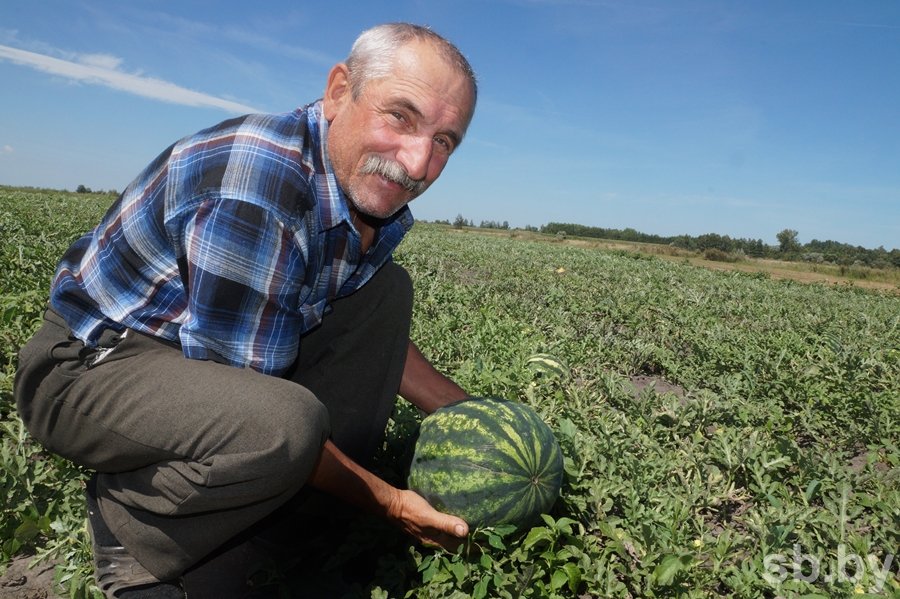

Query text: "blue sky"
[1, 1, 898, 250]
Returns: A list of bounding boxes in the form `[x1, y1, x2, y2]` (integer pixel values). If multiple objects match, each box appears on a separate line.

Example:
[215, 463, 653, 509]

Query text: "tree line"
[75, 185, 118, 196]
[43, 192, 900, 270]
[440, 216, 899, 269]
[541, 222, 900, 269]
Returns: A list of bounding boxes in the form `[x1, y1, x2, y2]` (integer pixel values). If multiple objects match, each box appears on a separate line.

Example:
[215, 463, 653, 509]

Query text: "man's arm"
[308, 438, 468, 548]
[307, 342, 469, 547]
[399, 341, 468, 414]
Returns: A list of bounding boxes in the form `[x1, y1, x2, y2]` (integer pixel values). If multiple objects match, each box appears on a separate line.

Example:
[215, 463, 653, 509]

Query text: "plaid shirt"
[50, 101, 413, 376]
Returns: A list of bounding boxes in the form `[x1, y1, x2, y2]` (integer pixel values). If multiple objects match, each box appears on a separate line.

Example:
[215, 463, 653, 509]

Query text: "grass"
[1, 188, 898, 598]
[468, 227, 900, 292]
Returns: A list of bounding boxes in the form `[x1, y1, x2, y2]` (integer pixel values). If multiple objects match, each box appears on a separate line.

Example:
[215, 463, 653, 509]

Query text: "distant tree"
[696, 233, 734, 253]
[453, 214, 467, 229]
[75, 184, 92, 194]
[891, 249, 900, 268]
[620, 227, 640, 242]
[777, 229, 800, 253]
[748, 239, 768, 257]
[478, 219, 511, 230]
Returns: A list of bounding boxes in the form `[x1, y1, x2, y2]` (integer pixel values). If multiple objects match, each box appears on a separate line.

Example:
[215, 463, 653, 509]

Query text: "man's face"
[323, 40, 474, 219]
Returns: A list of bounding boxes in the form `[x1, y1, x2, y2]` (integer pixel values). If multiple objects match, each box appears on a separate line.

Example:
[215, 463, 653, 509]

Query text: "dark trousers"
[14, 262, 413, 581]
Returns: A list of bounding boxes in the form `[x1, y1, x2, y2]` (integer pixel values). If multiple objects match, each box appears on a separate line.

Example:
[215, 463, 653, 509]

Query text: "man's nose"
[397, 135, 433, 182]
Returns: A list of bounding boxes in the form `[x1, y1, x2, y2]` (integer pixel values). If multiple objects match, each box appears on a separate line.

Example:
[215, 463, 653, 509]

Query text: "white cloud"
[77, 53, 124, 70]
[2, 145, 13, 153]
[0, 44, 259, 114]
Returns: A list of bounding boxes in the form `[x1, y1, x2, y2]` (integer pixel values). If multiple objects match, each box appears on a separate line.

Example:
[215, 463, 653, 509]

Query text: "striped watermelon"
[407, 397, 564, 528]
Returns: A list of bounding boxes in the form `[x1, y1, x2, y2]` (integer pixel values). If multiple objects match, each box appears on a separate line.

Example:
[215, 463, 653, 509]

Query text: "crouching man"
[15, 22, 477, 598]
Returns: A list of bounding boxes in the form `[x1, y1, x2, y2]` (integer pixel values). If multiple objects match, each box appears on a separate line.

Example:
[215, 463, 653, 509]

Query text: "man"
[14, 23, 477, 598]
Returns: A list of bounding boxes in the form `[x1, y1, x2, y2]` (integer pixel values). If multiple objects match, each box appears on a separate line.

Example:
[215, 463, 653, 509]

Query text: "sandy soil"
[0, 555, 64, 599]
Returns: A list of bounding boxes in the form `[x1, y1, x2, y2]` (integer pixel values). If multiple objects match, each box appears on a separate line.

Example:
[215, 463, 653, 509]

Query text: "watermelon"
[407, 397, 564, 528]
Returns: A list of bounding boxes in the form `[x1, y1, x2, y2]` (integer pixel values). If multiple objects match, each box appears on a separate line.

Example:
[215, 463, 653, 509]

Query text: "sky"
[1, 1, 898, 250]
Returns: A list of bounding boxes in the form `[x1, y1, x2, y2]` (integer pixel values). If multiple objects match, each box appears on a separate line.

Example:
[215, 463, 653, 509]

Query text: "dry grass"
[458, 226, 900, 294]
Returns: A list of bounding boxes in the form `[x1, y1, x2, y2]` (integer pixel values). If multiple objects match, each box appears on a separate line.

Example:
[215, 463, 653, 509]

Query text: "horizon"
[1, 1, 898, 249]
[5, 183, 894, 253]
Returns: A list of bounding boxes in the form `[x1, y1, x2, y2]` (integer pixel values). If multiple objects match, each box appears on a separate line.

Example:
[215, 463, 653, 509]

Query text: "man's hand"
[309, 440, 468, 549]
[387, 487, 469, 550]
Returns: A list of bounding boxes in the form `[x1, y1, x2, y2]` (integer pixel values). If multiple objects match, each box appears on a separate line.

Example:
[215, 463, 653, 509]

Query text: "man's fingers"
[423, 529, 467, 551]
[395, 489, 470, 546]
[426, 504, 468, 538]
[445, 516, 468, 538]
[424, 514, 468, 550]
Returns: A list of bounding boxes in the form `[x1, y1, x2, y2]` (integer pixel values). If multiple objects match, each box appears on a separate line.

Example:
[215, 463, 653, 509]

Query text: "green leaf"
[14, 518, 42, 542]
[553, 517, 578, 534]
[449, 560, 467, 584]
[2, 537, 22, 556]
[522, 527, 553, 550]
[804, 479, 821, 502]
[419, 555, 439, 583]
[487, 532, 506, 551]
[562, 562, 582, 592]
[492, 524, 517, 537]
[557, 418, 577, 439]
[653, 554, 693, 586]
[472, 577, 490, 599]
[550, 568, 568, 591]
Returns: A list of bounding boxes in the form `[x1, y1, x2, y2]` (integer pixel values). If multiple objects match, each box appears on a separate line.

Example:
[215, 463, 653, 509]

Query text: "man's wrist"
[383, 485, 406, 523]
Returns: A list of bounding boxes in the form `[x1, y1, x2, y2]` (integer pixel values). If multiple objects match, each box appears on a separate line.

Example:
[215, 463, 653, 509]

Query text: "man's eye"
[391, 111, 406, 122]
[434, 136, 452, 153]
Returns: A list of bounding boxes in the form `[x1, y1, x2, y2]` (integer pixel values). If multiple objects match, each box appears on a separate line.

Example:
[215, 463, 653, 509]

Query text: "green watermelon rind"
[407, 397, 564, 528]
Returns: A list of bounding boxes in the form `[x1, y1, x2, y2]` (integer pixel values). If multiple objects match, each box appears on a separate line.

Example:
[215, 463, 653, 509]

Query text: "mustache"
[359, 155, 426, 196]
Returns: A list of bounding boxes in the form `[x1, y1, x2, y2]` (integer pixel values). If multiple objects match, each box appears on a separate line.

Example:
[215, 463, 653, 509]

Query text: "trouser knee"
[280, 393, 331, 481]
[241, 387, 331, 490]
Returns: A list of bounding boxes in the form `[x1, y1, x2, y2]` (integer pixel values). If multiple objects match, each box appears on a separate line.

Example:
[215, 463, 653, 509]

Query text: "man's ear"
[323, 63, 352, 121]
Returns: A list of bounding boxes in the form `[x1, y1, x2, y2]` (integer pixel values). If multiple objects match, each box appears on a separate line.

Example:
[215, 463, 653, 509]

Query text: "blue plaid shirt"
[50, 101, 413, 376]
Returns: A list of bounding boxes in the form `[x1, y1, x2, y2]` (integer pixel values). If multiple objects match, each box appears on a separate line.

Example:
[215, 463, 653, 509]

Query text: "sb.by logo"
[763, 544, 896, 593]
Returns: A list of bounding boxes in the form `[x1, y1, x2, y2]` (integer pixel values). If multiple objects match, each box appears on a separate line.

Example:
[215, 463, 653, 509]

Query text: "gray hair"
[345, 23, 477, 107]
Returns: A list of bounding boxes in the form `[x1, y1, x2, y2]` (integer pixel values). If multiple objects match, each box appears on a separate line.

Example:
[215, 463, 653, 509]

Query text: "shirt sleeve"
[178, 198, 306, 376]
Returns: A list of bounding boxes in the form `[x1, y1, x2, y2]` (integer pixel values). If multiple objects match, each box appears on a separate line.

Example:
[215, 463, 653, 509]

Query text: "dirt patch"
[848, 448, 891, 475]
[628, 375, 686, 398]
[681, 256, 899, 294]
[0, 555, 64, 599]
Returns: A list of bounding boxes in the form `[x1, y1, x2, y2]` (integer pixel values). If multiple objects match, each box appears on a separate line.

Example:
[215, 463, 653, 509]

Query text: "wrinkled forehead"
[391, 41, 476, 126]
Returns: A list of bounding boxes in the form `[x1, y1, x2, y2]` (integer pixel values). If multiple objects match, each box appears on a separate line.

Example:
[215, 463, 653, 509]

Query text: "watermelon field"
[1, 187, 898, 598]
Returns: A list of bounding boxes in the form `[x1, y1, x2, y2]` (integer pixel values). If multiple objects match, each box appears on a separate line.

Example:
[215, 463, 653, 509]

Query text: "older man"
[14, 23, 476, 598]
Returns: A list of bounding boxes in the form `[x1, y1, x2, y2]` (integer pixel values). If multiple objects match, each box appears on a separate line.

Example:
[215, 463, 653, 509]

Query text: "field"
[1, 188, 898, 598]
[468, 228, 900, 294]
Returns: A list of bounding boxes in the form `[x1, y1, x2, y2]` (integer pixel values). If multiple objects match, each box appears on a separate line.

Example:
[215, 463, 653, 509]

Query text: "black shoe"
[86, 474, 185, 599]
